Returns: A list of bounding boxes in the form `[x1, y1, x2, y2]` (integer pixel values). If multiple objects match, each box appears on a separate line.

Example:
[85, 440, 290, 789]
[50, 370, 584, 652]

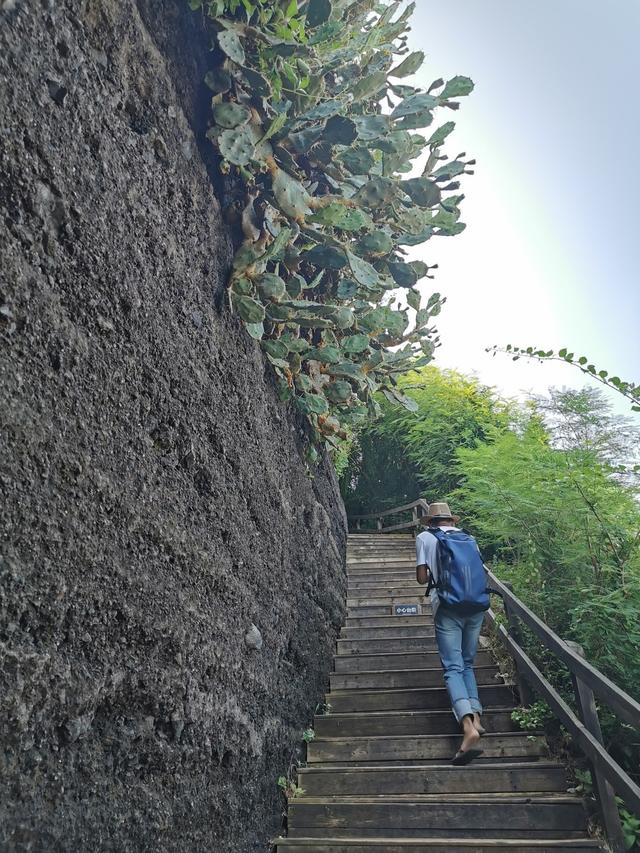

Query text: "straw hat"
[423, 501, 460, 524]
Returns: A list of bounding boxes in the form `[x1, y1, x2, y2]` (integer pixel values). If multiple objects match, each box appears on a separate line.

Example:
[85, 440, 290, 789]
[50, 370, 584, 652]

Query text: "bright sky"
[404, 0, 640, 419]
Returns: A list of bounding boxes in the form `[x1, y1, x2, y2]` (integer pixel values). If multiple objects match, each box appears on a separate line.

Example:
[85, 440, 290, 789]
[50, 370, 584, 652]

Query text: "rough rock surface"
[0, 2, 347, 851]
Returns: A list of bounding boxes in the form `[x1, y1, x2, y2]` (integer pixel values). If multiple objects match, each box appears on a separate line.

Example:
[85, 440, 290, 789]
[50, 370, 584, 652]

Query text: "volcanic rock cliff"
[0, 2, 347, 850]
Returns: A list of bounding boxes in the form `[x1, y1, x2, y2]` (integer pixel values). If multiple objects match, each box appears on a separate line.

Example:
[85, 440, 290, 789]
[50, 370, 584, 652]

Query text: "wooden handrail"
[487, 610, 640, 818]
[349, 499, 430, 532]
[347, 500, 640, 851]
[350, 498, 430, 522]
[486, 568, 640, 729]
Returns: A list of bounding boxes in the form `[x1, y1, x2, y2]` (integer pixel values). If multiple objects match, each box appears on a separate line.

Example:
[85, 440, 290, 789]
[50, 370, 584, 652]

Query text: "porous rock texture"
[0, 2, 347, 851]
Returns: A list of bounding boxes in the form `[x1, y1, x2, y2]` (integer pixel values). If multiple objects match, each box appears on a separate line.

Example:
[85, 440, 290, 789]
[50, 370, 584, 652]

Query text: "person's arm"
[417, 563, 430, 586]
[416, 535, 431, 586]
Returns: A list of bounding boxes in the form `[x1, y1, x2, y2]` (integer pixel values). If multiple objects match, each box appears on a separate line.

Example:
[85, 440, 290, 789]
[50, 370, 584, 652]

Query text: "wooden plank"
[326, 684, 517, 713]
[340, 626, 435, 639]
[307, 732, 546, 764]
[347, 575, 418, 584]
[348, 574, 420, 582]
[275, 838, 602, 851]
[350, 503, 425, 521]
[329, 665, 500, 691]
[288, 798, 586, 833]
[347, 563, 416, 570]
[347, 586, 424, 598]
[347, 594, 425, 606]
[347, 607, 421, 619]
[336, 637, 438, 654]
[281, 830, 595, 841]
[380, 520, 421, 533]
[298, 762, 568, 796]
[344, 616, 433, 628]
[564, 640, 625, 853]
[348, 571, 417, 583]
[313, 708, 517, 738]
[333, 650, 492, 672]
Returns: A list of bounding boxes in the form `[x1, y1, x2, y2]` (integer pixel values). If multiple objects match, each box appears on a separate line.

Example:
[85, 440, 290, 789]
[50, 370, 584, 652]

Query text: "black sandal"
[452, 748, 483, 766]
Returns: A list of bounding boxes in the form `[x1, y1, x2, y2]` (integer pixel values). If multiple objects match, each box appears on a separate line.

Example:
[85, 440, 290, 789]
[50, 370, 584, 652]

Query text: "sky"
[403, 0, 640, 419]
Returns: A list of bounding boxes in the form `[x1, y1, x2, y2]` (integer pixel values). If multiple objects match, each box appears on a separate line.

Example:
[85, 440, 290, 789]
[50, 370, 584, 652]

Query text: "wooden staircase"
[275, 533, 603, 852]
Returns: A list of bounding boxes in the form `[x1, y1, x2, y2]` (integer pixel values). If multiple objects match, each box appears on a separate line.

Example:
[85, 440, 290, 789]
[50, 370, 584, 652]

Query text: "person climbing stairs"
[275, 533, 603, 852]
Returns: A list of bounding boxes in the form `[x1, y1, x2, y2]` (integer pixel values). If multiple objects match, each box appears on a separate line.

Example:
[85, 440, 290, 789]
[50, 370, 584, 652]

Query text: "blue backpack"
[426, 528, 490, 614]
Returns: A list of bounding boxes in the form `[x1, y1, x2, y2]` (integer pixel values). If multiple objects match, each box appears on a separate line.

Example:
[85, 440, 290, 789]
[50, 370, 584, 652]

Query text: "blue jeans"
[434, 606, 485, 722]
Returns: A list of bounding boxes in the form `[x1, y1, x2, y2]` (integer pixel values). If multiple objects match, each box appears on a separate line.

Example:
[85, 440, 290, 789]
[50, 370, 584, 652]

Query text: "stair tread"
[275, 837, 602, 848]
[315, 706, 518, 720]
[329, 683, 515, 695]
[332, 665, 498, 675]
[312, 731, 542, 742]
[291, 794, 579, 804]
[300, 760, 564, 773]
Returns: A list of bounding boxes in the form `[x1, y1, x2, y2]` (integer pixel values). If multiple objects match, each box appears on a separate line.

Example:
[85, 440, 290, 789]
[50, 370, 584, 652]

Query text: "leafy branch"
[488, 345, 640, 412]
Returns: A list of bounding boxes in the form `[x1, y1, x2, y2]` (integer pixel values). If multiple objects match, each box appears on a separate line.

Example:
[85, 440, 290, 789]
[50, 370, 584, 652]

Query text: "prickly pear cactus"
[187, 0, 475, 448]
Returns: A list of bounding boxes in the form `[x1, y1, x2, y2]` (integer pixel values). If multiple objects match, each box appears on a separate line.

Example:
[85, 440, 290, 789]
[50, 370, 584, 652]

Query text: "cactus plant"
[218, 127, 255, 166]
[213, 101, 251, 129]
[188, 0, 475, 447]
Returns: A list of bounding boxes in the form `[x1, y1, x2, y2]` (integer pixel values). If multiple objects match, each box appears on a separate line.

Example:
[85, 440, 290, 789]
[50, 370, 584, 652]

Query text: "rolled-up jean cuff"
[452, 699, 474, 722]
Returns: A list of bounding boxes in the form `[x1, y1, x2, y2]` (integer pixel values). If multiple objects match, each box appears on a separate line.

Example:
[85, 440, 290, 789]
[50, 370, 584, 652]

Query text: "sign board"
[394, 604, 420, 616]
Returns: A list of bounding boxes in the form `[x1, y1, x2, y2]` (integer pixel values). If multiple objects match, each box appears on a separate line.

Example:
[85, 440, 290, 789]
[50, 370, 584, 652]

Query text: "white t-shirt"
[416, 526, 460, 615]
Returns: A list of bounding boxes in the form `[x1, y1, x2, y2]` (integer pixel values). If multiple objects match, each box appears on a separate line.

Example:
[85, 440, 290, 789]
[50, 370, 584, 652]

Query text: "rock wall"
[0, 2, 347, 851]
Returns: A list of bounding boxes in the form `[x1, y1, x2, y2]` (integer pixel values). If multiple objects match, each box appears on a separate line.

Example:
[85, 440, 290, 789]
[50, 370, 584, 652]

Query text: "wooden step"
[347, 560, 416, 570]
[347, 554, 415, 562]
[347, 580, 418, 589]
[307, 732, 546, 765]
[287, 796, 586, 837]
[347, 579, 419, 589]
[348, 580, 419, 591]
[347, 545, 414, 553]
[347, 593, 425, 605]
[298, 761, 569, 796]
[313, 708, 518, 738]
[326, 684, 517, 713]
[347, 581, 425, 604]
[345, 616, 433, 629]
[276, 836, 602, 851]
[336, 635, 436, 657]
[341, 626, 435, 640]
[348, 607, 424, 619]
[348, 578, 421, 587]
[347, 568, 417, 578]
[347, 534, 414, 539]
[330, 665, 500, 691]
[337, 637, 438, 655]
[334, 650, 492, 673]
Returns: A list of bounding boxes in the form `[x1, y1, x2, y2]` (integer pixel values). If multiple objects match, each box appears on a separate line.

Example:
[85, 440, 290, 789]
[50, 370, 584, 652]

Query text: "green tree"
[454, 412, 640, 781]
[341, 365, 511, 514]
[532, 386, 640, 482]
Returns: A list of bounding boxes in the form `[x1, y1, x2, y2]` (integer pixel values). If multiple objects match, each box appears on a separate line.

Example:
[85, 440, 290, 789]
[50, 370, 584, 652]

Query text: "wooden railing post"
[564, 640, 626, 853]
[502, 581, 535, 707]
